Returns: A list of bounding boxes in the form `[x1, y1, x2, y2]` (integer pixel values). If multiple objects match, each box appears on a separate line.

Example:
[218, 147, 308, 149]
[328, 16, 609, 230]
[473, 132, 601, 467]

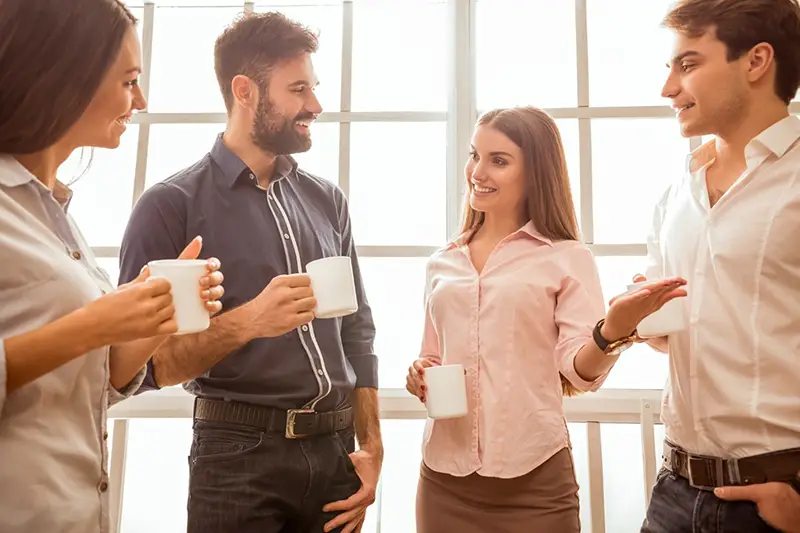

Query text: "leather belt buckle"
[285, 408, 314, 439]
[687, 455, 725, 491]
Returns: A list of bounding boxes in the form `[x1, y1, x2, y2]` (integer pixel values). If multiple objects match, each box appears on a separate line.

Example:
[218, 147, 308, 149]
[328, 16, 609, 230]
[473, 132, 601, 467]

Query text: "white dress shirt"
[646, 115, 800, 459]
[0, 155, 144, 532]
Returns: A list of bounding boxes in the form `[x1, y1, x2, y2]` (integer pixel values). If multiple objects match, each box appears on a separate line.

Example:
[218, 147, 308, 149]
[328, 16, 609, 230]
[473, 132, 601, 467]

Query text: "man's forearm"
[351, 387, 382, 457]
[151, 303, 255, 387]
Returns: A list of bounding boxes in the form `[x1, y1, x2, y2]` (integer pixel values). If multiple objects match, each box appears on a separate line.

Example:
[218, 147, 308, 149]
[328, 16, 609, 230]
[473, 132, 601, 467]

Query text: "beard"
[251, 88, 313, 155]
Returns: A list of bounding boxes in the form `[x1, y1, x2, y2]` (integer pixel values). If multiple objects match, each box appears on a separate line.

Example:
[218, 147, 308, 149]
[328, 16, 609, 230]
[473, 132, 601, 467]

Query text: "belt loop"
[727, 458, 742, 485]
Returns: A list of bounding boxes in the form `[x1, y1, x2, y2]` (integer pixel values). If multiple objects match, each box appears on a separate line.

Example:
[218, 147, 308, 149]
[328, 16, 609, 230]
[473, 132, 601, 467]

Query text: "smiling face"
[62, 26, 147, 149]
[661, 29, 751, 138]
[465, 124, 527, 219]
[249, 52, 323, 155]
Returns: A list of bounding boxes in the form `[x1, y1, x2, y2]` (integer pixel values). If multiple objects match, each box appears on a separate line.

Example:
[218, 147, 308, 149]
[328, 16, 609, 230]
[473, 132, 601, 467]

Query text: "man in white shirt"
[640, 1, 800, 532]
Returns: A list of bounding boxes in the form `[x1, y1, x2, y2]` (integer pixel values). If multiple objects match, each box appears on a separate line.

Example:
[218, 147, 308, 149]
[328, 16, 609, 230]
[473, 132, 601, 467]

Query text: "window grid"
[92, 0, 800, 266]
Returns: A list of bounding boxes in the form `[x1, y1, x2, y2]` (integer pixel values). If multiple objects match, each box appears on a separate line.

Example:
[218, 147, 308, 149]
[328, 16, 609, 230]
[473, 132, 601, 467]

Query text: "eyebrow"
[288, 79, 320, 88]
[471, 145, 514, 158]
[126, 67, 142, 75]
[667, 50, 701, 68]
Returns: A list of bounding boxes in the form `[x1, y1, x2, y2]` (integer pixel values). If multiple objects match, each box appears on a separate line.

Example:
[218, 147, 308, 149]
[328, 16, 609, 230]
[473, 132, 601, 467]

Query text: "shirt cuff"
[0, 339, 7, 414]
[560, 337, 609, 393]
[107, 363, 147, 407]
[348, 353, 378, 389]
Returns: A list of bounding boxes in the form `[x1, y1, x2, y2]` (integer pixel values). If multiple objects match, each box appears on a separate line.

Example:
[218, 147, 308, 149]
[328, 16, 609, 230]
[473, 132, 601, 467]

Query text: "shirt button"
[301, 325, 308, 331]
[71, 251, 82, 260]
[268, 195, 273, 201]
[249, 173, 255, 180]
[283, 234, 290, 239]
[317, 369, 324, 375]
[99, 481, 108, 492]
[103, 432, 109, 441]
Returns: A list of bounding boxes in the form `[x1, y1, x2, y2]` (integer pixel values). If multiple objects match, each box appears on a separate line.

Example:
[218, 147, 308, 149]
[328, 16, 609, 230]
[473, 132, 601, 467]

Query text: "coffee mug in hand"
[147, 259, 210, 335]
[626, 280, 686, 338]
[424, 364, 468, 419]
[305, 256, 358, 319]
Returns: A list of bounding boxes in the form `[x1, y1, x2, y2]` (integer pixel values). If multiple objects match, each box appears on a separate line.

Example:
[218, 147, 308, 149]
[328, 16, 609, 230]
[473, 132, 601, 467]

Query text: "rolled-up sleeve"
[107, 363, 147, 407]
[554, 245, 608, 392]
[337, 194, 378, 388]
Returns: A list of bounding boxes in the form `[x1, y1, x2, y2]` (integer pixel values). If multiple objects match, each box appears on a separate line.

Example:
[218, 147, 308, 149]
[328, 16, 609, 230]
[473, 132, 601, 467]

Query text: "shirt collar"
[0, 155, 73, 209]
[687, 115, 800, 174]
[209, 133, 298, 188]
[449, 220, 554, 248]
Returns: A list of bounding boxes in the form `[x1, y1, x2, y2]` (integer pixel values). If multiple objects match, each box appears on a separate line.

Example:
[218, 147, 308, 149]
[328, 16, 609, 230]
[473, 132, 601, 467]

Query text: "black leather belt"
[193, 397, 354, 439]
[663, 440, 800, 491]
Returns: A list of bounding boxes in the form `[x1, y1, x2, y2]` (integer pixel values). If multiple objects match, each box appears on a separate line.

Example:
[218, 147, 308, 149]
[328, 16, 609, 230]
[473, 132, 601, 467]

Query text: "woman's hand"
[603, 277, 688, 340]
[406, 358, 437, 402]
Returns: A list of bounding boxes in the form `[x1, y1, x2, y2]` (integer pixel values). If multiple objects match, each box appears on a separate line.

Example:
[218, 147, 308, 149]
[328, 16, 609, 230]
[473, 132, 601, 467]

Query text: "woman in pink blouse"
[406, 106, 687, 532]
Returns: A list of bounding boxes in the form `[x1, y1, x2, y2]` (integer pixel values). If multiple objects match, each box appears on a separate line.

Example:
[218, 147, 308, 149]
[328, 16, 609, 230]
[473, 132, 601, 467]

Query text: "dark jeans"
[187, 420, 361, 533]
[641, 468, 781, 533]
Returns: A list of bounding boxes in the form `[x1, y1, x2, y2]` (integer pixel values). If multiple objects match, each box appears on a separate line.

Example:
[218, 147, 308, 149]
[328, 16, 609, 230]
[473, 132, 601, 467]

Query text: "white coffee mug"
[147, 259, 210, 335]
[305, 256, 358, 319]
[626, 280, 686, 338]
[424, 364, 468, 420]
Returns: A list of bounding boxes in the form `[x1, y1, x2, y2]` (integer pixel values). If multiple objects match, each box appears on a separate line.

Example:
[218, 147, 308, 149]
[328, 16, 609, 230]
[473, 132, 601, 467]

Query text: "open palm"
[605, 277, 688, 340]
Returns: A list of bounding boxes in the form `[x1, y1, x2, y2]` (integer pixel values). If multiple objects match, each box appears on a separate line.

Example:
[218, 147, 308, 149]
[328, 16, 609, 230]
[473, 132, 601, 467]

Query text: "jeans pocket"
[333, 427, 357, 473]
[191, 425, 265, 464]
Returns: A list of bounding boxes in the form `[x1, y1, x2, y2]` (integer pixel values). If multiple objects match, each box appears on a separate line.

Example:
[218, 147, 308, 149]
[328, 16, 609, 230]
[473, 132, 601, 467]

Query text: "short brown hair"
[0, 0, 137, 154]
[461, 107, 583, 397]
[663, 0, 800, 104]
[214, 11, 319, 112]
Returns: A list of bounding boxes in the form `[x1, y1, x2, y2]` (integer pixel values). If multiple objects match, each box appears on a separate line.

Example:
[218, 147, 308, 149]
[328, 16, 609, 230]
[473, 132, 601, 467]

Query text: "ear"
[231, 74, 258, 110]
[745, 42, 776, 84]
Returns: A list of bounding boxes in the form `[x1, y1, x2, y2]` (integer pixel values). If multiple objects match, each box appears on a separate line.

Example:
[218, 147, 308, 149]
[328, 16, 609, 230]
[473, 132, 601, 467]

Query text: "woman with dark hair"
[406, 106, 687, 532]
[0, 1, 223, 531]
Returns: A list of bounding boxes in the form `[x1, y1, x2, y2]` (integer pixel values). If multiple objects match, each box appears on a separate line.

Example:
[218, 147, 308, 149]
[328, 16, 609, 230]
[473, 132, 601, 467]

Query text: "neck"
[477, 212, 527, 241]
[715, 99, 789, 167]
[13, 142, 74, 190]
[223, 121, 277, 188]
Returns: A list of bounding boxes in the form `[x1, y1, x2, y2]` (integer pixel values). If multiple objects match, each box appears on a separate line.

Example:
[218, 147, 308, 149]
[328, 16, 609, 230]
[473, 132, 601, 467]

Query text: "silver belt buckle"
[285, 409, 314, 439]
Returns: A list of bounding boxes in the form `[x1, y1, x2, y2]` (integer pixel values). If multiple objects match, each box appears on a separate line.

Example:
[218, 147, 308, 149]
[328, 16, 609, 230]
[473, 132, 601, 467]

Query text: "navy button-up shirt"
[118, 134, 377, 411]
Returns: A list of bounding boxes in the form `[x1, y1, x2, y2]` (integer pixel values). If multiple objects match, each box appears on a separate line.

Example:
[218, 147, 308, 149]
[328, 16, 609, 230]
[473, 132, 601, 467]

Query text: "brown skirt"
[416, 447, 581, 533]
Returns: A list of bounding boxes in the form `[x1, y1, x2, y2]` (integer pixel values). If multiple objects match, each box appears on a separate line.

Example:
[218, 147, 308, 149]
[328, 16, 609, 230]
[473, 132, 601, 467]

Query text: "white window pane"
[61, 127, 139, 248]
[145, 124, 224, 190]
[596, 256, 669, 390]
[120, 419, 193, 533]
[293, 122, 340, 184]
[349, 122, 446, 246]
[351, 1, 447, 111]
[255, 3, 344, 113]
[476, 0, 577, 109]
[361, 257, 428, 389]
[129, 7, 144, 43]
[378, 419, 425, 533]
[601, 424, 648, 532]
[591, 118, 688, 244]
[587, 0, 674, 107]
[148, 7, 243, 112]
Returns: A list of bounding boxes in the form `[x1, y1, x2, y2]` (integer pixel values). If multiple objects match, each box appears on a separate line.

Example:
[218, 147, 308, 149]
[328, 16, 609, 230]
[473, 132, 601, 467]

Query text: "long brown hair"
[0, 0, 137, 154]
[460, 106, 583, 397]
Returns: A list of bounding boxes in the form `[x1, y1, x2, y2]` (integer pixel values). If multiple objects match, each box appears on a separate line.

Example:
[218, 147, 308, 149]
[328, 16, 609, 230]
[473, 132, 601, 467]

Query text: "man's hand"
[322, 446, 383, 533]
[715, 482, 800, 533]
[244, 274, 316, 339]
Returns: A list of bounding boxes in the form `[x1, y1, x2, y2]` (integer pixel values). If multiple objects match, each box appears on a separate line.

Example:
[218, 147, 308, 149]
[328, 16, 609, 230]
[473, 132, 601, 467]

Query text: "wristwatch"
[592, 319, 637, 356]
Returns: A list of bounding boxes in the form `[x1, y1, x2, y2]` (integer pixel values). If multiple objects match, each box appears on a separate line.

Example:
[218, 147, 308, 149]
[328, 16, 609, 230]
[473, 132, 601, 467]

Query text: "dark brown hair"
[663, 0, 800, 104]
[0, 0, 137, 154]
[461, 107, 583, 397]
[214, 11, 319, 112]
